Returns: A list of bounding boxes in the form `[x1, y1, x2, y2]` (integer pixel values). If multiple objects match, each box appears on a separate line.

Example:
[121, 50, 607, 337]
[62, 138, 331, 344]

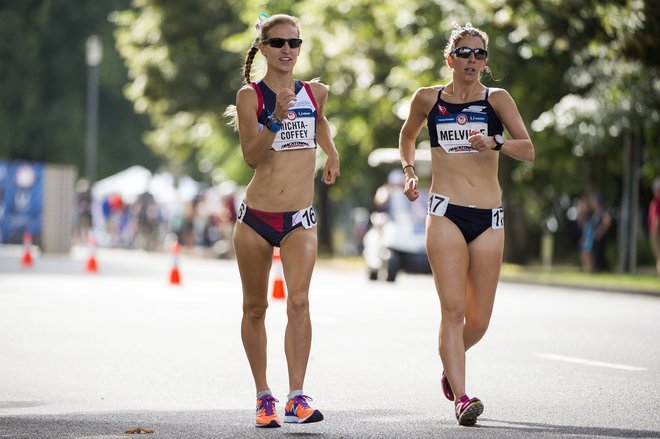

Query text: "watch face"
[495, 134, 504, 144]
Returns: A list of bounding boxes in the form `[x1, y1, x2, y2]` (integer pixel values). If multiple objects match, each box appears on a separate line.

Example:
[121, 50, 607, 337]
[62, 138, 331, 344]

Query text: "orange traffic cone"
[169, 240, 181, 285]
[270, 248, 286, 300]
[86, 234, 98, 273]
[21, 231, 33, 268]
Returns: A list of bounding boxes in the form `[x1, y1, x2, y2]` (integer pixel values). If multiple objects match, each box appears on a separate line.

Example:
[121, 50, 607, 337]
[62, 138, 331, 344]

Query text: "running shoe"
[441, 371, 455, 401]
[454, 395, 484, 426]
[284, 394, 324, 424]
[255, 394, 281, 428]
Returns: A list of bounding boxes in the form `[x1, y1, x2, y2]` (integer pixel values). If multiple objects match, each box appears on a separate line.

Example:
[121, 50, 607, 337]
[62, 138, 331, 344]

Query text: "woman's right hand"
[404, 175, 419, 202]
[274, 88, 297, 119]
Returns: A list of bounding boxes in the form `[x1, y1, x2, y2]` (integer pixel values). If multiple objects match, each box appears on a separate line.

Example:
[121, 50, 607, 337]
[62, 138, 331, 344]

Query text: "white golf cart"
[362, 148, 432, 281]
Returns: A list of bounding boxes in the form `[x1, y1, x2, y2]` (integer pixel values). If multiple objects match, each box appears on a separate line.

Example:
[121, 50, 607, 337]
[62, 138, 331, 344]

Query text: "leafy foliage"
[5, 0, 658, 263]
[0, 0, 160, 179]
[112, 0, 246, 182]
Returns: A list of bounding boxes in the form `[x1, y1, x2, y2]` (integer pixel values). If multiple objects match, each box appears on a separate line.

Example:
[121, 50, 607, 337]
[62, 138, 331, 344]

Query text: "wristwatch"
[265, 115, 281, 133]
[493, 134, 504, 151]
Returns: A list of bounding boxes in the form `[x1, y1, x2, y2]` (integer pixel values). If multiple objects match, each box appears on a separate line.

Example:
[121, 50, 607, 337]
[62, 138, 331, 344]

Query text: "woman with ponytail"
[225, 13, 339, 429]
[399, 22, 534, 426]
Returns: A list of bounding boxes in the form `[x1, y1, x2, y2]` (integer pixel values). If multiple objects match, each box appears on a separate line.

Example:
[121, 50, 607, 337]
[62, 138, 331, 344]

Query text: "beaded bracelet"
[265, 114, 281, 132]
[269, 112, 283, 125]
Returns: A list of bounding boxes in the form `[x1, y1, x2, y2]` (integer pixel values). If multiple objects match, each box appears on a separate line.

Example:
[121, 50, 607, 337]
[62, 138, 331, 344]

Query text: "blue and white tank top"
[427, 87, 504, 154]
[250, 80, 318, 151]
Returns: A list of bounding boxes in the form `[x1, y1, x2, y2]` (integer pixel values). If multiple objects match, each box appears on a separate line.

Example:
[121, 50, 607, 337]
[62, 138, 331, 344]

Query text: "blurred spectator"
[178, 201, 196, 247]
[74, 179, 93, 244]
[577, 196, 594, 272]
[588, 193, 613, 272]
[373, 170, 406, 213]
[216, 189, 238, 258]
[102, 192, 125, 247]
[132, 190, 160, 250]
[649, 178, 660, 274]
[578, 193, 613, 273]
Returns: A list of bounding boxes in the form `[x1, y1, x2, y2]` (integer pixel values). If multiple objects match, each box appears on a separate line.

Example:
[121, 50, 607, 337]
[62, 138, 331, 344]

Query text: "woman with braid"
[399, 23, 534, 426]
[225, 13, 339, 428]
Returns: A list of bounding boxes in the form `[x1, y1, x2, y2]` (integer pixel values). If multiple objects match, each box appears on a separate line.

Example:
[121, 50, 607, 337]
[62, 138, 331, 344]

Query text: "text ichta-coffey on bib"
[271, 106, 317, 151]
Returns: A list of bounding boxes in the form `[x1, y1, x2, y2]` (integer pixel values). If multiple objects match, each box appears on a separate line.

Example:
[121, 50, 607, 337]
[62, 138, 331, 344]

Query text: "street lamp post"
[85, 35, 102, 184]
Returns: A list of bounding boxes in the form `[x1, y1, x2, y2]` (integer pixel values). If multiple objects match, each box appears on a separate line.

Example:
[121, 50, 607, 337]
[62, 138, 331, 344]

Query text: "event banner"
[0, 160, 44, 245]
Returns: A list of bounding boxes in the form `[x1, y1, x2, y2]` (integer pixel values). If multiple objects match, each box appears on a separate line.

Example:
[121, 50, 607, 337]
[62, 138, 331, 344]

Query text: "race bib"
[271, 108, 316, 151]
[491, 207, 504, 229]
[427, 193, 449, 217]
[237, 201, 247, 223]
[292, 206, 317, 229]
[435, 113, 488, 153]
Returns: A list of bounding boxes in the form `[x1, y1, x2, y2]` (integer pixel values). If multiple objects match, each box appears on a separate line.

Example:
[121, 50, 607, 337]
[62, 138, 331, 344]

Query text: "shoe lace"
[292, 394, 313, 409]
[258, 395, 278, 416]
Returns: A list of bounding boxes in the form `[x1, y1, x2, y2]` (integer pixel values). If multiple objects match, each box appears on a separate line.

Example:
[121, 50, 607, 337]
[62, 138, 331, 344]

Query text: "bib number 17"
[491, 207, 504, 229]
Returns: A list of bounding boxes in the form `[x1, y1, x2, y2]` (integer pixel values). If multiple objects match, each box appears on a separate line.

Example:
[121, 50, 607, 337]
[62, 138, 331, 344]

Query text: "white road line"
[536, 353, 647, 371]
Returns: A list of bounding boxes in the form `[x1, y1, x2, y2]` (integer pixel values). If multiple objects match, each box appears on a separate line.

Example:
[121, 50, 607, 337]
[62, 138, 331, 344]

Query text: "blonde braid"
[243, 44, 259, 85]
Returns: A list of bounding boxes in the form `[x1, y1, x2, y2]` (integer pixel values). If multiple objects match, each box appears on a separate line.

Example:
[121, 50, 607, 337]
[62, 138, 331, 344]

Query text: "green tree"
[112, 0, 246, 183]
[0, 0, 159, 179]
[113, 0, 659, 264]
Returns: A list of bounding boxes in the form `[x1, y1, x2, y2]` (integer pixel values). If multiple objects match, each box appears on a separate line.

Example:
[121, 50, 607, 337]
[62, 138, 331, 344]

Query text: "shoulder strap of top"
[249, 81, 264, 117]
[484, 87, 490, 99]
[302, 81, 320, 112]
[437, 85, 446, 103]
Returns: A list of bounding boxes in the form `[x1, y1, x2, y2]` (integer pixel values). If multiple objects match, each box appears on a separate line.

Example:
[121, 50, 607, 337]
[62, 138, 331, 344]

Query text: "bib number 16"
[300, 206, 317, 229]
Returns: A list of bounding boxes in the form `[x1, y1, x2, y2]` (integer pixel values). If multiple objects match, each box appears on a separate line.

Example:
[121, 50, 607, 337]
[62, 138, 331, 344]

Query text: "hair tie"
[451, 22, 474, 34]
[254, 12, 270, 32]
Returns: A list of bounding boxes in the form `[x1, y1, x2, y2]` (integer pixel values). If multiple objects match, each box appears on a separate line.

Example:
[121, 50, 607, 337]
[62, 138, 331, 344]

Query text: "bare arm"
[595, 210, 612, 239]
[488, 88, 535, 162]
[309, 82, 340, 185]
[236, 85, 297, 168]
[399, 87, 435, 201]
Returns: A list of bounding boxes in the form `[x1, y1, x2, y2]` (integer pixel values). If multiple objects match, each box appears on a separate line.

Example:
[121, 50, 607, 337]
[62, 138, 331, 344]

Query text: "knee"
[243, 300, 268, 321]
[286, 294, 310, 318]
[441, 305, 466, 326]
[465, 315, 490, 337]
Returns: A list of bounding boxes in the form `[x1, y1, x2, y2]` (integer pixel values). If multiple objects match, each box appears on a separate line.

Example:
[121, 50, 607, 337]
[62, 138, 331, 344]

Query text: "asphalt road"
[1, 246, 659, 438]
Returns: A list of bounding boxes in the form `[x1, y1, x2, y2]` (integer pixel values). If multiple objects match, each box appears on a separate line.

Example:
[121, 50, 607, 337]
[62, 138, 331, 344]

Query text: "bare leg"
[426, 216, 469, 399]
[234, 222, 274, 393]
[464, 229, 504, 351]
[280, 227, 317, 393]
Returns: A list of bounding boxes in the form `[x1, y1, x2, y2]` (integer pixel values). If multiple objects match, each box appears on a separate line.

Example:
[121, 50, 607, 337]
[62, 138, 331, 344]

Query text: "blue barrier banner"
[0, 160, 44, 245]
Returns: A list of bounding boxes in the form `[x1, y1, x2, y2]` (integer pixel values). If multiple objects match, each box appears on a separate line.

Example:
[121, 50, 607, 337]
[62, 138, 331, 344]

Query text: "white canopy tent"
[91, 165, 201, 205]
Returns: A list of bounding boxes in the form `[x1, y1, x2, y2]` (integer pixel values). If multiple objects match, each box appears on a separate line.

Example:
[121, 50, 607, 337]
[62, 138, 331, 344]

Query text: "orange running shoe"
[255, 394, 281, 428]
[284, 394, 324, 424]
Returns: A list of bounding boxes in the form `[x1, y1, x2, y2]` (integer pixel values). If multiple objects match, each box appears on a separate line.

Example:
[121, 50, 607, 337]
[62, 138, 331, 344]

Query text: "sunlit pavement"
[1, 246, 659, 438]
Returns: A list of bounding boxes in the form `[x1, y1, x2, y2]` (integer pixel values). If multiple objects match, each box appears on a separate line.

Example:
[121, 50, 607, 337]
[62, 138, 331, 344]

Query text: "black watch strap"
[494, 134, 504, 151]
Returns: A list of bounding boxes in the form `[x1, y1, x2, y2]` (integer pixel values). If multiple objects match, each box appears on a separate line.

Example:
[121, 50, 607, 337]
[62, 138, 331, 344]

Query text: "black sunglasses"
[263, 38, 303, 49]
[452, 47, 488, 60]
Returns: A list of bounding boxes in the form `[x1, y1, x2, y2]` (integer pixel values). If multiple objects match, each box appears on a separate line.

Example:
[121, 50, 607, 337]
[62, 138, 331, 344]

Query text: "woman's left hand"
[322, 154, 340, 185]
[468, 130, 496, 152]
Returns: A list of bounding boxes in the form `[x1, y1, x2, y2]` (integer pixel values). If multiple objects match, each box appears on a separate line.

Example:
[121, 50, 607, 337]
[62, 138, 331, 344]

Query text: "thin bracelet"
[402, 164, 415, 173]
[269, 112, 283, 125]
